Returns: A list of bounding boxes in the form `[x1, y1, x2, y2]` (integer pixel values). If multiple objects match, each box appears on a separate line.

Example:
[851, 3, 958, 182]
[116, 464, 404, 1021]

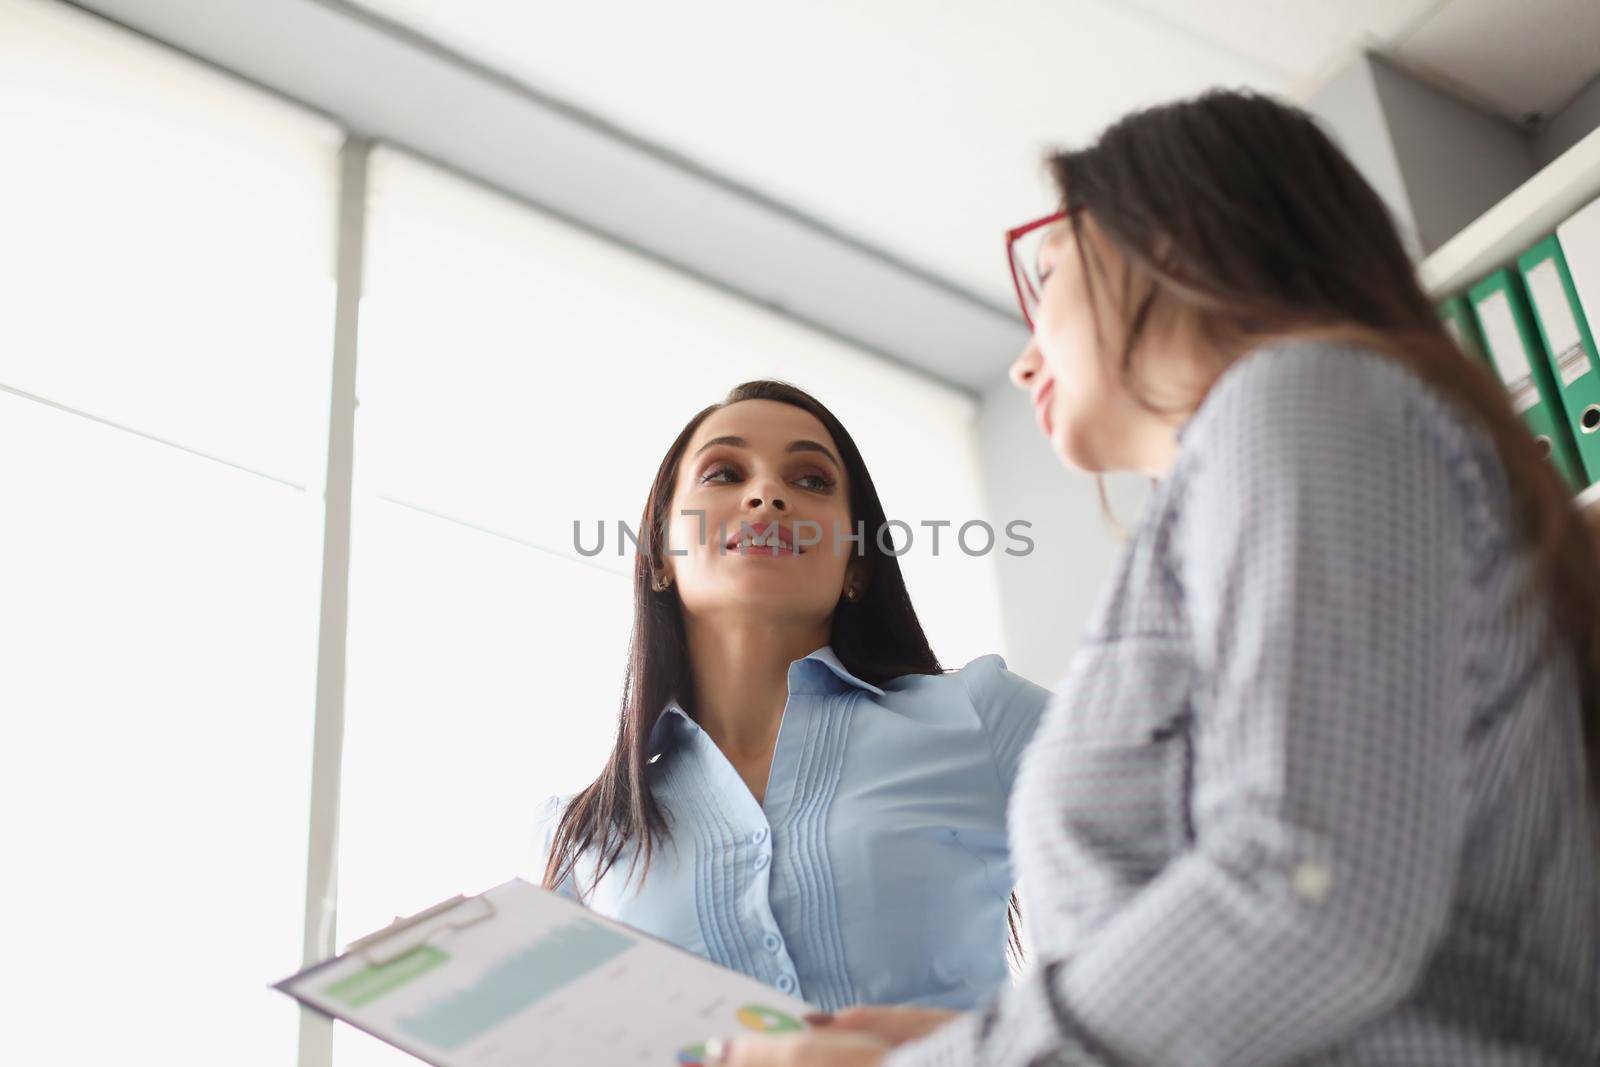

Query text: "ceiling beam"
[65, 0, 1031, 395]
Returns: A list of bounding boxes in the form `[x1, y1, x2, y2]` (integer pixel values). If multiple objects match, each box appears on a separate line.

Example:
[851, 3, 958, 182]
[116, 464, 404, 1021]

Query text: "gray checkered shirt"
[889, 341, 1599, 1066]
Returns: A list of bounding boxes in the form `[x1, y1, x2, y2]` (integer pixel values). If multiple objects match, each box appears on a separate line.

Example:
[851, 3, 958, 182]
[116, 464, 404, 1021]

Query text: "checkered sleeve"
[887, 349, 1474, 1067]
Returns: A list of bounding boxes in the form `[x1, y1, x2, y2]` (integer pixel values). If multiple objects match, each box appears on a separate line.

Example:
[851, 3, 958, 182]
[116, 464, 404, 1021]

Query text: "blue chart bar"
[399, 917, 636, 1050]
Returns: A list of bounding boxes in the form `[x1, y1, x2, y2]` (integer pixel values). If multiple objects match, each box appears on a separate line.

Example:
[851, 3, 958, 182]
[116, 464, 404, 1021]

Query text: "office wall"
[1367, 54, 1534, 255]
[973, 369, 1150, 687]
[1535, 72, 1600, 167]
[1307, 53, 1537, 259]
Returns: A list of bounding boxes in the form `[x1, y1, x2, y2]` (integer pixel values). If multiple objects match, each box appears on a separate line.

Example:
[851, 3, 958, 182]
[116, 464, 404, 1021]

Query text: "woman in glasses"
[714, 90, 1600, 1067]
[536, 379, 1050, 1014]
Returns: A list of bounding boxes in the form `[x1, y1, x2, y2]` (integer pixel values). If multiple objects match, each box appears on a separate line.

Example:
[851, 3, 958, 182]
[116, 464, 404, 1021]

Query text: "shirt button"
[752, 828, 769, 845]
[776, 973, 797, 994]
[1292, 862, 1332, 903]
[762, 932, 782, 953]
[753, 852, 770, 871]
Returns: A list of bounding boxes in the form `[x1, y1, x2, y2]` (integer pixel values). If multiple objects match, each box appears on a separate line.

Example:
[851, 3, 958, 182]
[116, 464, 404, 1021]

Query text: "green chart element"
[737, 1004, 804, 1034]
[398, 918, 637, 1051]
[325, 946, 450, 1008]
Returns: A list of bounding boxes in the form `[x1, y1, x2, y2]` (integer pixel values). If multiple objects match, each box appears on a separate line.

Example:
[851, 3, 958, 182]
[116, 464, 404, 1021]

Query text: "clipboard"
[274, 878, 814, 1067]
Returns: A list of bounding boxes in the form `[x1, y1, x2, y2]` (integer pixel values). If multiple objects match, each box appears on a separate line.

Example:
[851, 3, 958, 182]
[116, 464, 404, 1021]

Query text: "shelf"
[1415, 122, 1600, 515]
[1419, 123, 1600, 299]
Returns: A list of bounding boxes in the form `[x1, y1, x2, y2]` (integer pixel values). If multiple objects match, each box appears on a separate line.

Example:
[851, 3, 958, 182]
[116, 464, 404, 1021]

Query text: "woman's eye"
[794, 473, 834, 492]
[699, 465, 740, 485]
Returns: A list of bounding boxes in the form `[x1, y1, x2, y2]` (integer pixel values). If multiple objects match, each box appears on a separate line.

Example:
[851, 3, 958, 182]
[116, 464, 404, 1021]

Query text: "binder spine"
[1468, 268, 1586, 490]
[1519, 236, 1600, 486]
[1438, 294, 1488, 367]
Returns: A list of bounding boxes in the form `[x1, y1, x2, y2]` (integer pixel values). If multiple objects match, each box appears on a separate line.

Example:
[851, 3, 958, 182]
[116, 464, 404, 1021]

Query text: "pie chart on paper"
[737, 1004, 804, 1034]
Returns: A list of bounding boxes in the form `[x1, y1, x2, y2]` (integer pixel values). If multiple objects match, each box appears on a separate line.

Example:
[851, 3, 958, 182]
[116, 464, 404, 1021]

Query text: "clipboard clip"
[346, 892, 499, 967]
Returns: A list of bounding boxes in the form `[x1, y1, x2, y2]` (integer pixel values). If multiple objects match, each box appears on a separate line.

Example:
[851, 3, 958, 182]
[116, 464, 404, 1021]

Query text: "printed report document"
[275, 878, 814, 1066]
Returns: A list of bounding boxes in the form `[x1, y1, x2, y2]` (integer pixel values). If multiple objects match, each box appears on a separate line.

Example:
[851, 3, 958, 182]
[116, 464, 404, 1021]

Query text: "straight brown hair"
[1049, 89, 1599, 804]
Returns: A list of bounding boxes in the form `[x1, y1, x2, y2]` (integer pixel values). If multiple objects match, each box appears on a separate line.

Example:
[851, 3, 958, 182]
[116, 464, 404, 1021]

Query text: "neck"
[1127, 311, 1227, 478]
[1126, 342, 1221, 478]
[682, 612, 829, 759]
[1133, 415, 1186, 477]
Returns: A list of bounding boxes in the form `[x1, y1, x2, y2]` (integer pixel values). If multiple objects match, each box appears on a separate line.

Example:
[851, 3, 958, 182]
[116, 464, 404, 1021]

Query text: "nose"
[746, 480, 786, 512]
[1010, 340, 1043, 391]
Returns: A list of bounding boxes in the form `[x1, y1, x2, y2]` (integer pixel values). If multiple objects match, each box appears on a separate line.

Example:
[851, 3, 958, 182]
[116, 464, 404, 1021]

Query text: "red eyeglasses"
[1005, 208, 1069, 331]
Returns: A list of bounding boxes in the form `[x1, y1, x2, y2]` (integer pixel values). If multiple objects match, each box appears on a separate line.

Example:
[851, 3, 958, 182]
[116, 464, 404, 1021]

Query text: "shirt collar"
[797, 644, 886, 697]
[646, 644, 884, 757]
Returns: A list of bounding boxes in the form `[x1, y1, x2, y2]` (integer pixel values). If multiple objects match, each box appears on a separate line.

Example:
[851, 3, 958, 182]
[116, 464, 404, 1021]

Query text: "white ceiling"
[1391, 0, 1600, 120]
[337, 0, 1599, 364]
[328, 0, 1411, 308]
[343, 0, 1306, 310]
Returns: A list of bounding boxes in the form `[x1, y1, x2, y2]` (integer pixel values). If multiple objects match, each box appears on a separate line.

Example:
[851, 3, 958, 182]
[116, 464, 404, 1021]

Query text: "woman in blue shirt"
[536, 378, 1050, 1012]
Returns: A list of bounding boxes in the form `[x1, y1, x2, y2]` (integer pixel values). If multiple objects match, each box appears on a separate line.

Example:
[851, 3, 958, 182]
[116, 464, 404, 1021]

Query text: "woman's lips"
[1033, 379, 1056, 439]
[725, 521, 803, 556]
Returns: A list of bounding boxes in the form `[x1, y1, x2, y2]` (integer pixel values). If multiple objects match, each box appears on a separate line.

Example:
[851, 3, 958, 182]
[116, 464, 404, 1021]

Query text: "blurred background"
[3, 1, 1599, 1064]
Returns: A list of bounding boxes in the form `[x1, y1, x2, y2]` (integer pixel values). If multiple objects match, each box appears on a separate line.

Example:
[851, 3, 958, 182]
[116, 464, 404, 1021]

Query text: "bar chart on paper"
[280, 880, 813, 1067]
[397, 918, 634, 1050]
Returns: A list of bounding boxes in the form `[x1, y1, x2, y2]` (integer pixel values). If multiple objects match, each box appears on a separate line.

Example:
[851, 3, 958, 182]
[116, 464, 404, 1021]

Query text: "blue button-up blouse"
[535, 647, 1050, 1012]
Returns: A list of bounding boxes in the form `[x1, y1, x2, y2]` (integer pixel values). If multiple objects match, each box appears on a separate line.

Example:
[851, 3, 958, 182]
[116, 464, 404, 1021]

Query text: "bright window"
[0, 1, 340, 1063]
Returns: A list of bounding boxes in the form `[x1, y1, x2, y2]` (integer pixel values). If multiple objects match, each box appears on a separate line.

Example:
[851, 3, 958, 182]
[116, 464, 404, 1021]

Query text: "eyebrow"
[692, 435, 842, 470]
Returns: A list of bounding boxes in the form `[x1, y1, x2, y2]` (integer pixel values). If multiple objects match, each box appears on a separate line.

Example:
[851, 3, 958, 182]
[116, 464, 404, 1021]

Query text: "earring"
[652, 572, 672, 592]
[843, 585, 858, 602]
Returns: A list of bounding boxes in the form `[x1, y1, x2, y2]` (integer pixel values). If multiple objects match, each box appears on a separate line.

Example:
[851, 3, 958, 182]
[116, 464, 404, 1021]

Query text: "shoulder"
[1177, 339, 1500, 500]
[879, 653, 1008, 698]
[1185, 340, 1409, 446]
[953, 654, 1052, 723]
[950, 653, 1027, 700]
[534, 794, 587, 899]
[882, 653, 1049, 720]
[1183, 339, 1480, 455]
[1168, 339, 1513, 580]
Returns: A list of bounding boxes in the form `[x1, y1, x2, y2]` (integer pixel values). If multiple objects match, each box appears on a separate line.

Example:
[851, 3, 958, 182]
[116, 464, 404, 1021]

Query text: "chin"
[725, 572, 820, 603]
[1051, 425, 1104, 474]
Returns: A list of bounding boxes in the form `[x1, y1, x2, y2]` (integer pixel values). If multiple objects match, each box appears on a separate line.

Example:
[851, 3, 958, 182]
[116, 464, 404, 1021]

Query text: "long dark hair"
[544, 381, 1030, 951]
[1048, 89, 1600, 803]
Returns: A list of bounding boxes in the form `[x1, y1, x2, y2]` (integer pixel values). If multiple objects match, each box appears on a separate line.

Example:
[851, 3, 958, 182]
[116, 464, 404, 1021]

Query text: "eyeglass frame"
[1004, 208, 1072, 332]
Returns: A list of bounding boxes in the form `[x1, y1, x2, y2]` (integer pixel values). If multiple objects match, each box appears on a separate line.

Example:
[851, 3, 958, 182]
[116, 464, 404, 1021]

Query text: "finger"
[824, 1007, 894, 1034]
[803, 1012, 835, 1027]
[706, 1035, 796, 1067]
